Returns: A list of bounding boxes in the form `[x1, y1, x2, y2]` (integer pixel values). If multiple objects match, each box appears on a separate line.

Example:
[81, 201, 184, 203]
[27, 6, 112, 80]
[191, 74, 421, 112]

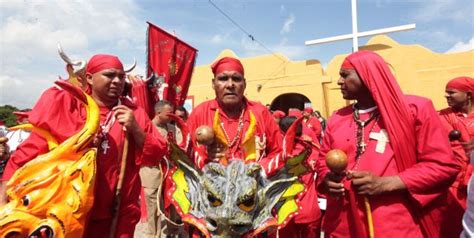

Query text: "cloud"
[211, 34, 223, 44]
[413, 0, 473, 25]
[0, 0, 144, 109]
[409, 29, 462, 52]
[280, 14, 295, 34]
[280, 5, 286, 14]
[446, 37, 474, 53]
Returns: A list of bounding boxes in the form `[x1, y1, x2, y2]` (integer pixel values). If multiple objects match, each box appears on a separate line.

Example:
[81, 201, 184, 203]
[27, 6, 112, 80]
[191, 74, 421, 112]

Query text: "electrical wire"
[208, 0, 287, 63]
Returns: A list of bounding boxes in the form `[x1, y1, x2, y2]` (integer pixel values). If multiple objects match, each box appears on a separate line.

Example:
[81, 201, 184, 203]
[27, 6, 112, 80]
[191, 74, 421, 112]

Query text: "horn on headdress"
[57, 43, 86, 74]
[124, 58, 137, 73]
[146, 72, 156, 82]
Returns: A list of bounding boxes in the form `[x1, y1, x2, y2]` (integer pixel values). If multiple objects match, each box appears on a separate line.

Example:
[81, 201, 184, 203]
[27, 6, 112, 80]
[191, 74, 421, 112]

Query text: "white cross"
[369, 129, 390, 153]
[305, 0, 416, 52]
[101, 140, 110, 154]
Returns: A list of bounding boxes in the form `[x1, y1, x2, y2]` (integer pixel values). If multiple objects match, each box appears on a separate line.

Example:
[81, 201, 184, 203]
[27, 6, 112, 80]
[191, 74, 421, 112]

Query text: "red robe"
[2, 86, 167, 238]
[439, 107, 474, 209]
[317, 96, 462, 238]
[186, 98, 283, 176]
[302, 121, 320, 148]
[304, 116, 322, 142]
[277, 137, 321, 238]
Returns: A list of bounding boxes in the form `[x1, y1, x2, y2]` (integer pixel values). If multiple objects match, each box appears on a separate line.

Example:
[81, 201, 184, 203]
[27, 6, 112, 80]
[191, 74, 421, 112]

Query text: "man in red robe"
[303, 107, 322, 143]
[439, 76, 474, 209]
[1, 54, 168, 238]
[318, 51, 462, 237]
[289, 108, 320, 149]
[186, 56, 283, 176]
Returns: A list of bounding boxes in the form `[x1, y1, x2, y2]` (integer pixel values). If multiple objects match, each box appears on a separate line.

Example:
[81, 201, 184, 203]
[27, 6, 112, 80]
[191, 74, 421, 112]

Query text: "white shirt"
[6, 129, 31, 153]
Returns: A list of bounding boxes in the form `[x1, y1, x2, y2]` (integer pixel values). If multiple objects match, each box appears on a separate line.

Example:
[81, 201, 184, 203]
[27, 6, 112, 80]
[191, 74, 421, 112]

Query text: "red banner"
[147, 22, 198, 107]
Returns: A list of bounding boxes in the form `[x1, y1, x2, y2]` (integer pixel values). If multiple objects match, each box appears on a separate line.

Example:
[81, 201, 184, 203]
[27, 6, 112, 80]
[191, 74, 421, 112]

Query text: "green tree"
[0, 105, 19, 127]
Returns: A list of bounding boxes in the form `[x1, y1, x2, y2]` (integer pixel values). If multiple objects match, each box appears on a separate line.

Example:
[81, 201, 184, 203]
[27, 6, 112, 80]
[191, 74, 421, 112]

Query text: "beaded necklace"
[352, 104, 379, 169]
[97, 110, 115, 154]
[94, 100, 121, 154]
[220, 107, 245, 155]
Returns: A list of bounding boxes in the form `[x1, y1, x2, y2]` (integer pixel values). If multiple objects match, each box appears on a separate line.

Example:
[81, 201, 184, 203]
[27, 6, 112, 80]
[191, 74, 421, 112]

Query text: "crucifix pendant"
[101, 140, 110, 154]
[359, 141, 367, 153]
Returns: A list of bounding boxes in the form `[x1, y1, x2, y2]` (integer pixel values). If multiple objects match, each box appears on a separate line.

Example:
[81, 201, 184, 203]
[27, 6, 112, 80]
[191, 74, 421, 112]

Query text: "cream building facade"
[187, 35, 474, 118]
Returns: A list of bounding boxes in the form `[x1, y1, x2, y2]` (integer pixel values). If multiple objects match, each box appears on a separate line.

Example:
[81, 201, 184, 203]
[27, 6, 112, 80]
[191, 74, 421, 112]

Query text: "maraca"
[326, 149, 374, 238]
[195, 125, 215, 145]
[325, 149, 348, 174]
[195, 125, 228, 165]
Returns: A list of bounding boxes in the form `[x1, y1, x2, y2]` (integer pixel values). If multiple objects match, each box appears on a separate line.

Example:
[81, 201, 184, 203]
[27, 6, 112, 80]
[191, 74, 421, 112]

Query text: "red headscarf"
[211, 57, 244, 76]
[446, 76, 474, 93]
[342, 51, 416, 171]
[341, 58, 355, 70]
[303, 107, 313, 113]
[86, 54, 124, 74]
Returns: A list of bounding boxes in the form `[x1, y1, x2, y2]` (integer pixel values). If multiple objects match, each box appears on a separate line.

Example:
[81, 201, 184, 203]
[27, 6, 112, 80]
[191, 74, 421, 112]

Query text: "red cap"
[304, 107, 313, 113]
[288, 108, 302, 118]
[446, 76, 474, 93]
[86, 54, 124, 74]
[211, 57, 244, 76]
[272, 110, 286, 119]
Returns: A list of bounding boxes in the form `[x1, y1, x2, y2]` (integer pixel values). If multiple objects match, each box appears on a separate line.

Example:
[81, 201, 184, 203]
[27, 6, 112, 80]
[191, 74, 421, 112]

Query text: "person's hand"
[113, 105, 138, 131]
[113, 105, 147, 148]
[348, 171, 406, 195]
[324, 171, 346, 197]
[206, 142, 227, 163]
[301, 135, 313, 143]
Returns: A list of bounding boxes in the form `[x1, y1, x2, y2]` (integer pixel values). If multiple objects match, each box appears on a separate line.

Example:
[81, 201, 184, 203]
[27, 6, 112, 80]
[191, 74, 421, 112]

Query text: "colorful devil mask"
[165, 114, 311, 237]
[0, 81, 99, 238]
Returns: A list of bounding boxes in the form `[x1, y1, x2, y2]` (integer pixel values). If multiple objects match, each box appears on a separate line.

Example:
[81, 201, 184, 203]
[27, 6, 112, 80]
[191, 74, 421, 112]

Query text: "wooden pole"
[109, 133, 129, 238]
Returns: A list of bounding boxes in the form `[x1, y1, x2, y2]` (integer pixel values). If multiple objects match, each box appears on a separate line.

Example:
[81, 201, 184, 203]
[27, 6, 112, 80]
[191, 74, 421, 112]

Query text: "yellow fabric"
[277, 182, 304, 225]
[242, 111, 257, 161]
[172, 169, 191, 214]
[213, 109, 228, 146]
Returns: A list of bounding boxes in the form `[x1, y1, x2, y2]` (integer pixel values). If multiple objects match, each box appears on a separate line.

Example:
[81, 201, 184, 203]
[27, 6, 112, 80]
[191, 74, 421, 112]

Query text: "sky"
[0, 0, 473, 109]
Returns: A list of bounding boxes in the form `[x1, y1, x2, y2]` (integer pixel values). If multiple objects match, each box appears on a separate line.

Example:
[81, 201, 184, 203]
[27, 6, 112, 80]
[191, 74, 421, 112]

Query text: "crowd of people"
[0, 50, 472, 238]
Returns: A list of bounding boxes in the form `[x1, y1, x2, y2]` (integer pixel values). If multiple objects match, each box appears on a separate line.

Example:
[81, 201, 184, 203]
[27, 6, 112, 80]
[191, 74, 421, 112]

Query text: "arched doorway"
[270, 93, 311, 114]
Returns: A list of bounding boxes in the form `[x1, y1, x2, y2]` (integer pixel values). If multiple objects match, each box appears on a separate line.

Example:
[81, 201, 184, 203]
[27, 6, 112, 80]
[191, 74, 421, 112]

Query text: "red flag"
[147, 22, 198, 107]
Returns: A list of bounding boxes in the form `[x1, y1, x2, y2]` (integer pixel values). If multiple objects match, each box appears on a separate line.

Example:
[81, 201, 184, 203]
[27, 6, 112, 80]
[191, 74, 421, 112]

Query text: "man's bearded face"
[212, 70, 246, 107]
